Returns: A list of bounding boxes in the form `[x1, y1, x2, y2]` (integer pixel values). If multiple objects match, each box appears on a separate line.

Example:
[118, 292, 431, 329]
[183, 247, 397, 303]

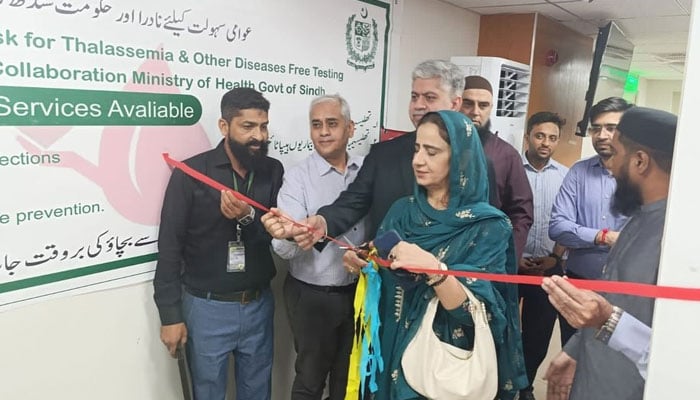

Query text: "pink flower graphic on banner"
[17, 49, 211, 226]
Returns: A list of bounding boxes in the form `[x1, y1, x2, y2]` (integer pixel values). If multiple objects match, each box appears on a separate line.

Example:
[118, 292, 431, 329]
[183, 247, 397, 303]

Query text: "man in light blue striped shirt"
[270, 94, 366, 400]
[518, 111, 569, 400]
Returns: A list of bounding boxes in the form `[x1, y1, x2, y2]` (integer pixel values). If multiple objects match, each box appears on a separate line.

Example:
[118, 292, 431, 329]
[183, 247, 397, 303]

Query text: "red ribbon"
[394, 266, 700, 301]
[162, 153, 350, 249]
[163, 153, 700, 302]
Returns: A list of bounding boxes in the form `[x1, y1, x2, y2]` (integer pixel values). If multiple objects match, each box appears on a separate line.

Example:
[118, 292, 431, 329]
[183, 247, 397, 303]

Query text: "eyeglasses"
[587, 124, 617, 135]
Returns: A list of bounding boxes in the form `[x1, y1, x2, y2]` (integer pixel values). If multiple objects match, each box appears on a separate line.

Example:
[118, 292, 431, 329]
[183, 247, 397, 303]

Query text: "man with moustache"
[548, 97, 631, 344]
[270, 94, 365, 400]
[154, 87, 283, 400]
[518, 112, 569, 400]
[543, 107, 677, 400]
[460, 76, 534, 259]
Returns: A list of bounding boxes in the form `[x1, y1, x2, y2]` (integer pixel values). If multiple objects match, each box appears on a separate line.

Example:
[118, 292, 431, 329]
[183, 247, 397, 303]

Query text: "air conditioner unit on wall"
[450, 56, 531, 152]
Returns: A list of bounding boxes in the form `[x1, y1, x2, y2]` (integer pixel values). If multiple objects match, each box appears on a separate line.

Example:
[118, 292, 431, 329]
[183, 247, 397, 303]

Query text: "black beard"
[476, 120, 492, 140]
[612, 167, 643, 216]
[228, 138, 269, 171]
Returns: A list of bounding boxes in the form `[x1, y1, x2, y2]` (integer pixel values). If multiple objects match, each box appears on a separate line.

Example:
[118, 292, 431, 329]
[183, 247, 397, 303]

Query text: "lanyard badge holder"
[228, 224, 246, 272]
[227, 171, 253, 273]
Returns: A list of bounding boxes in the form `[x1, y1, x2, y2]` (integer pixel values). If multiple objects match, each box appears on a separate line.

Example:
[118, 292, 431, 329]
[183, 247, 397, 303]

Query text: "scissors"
[338, 236, 373, 259]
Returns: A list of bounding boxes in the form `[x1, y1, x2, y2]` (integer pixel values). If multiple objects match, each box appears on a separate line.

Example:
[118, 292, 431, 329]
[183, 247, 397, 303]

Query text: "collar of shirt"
[310, 150, 361, 176]
[590, 155, 614, 177]
[521, 152, 560, 172]
[640, 198, 667, 213]
[212, 139, 232, 168]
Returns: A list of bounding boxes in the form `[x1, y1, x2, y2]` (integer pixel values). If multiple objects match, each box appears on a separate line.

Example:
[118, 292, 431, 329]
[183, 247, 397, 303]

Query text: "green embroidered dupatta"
[375, 110, 527, 400]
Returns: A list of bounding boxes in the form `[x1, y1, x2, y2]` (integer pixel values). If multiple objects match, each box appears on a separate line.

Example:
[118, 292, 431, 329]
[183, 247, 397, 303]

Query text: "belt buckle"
[240, 290, 250, 305]
[240, 290, 258, 305]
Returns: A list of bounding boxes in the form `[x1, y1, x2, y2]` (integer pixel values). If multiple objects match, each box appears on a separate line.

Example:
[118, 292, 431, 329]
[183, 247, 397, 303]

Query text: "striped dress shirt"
[521, 153, 569, 258]
[272, 151, 366, 286]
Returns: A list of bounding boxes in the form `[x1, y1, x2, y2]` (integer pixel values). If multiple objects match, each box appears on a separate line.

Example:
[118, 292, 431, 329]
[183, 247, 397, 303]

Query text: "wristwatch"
[426, 262, 448, 286]
[595, 305, 623, 344]
[237, 206, 255, 226]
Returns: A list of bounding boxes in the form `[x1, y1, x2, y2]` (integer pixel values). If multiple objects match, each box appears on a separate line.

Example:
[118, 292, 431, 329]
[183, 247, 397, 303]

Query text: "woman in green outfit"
[372, 110, 527, 400]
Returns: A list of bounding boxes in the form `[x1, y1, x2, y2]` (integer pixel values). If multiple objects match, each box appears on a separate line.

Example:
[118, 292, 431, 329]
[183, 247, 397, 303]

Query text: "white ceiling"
[442, 0, 693, 80]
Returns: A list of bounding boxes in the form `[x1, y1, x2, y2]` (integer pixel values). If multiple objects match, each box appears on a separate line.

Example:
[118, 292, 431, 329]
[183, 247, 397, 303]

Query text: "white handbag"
[401, 285, 498, 400]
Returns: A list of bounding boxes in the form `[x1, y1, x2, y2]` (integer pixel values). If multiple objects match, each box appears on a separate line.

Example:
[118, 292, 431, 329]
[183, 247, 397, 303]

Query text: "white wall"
[0, 284, 183, 400]
[384, 0, 480, 132]
[637, 78, 684, 114]
[645, 1, 700, 397]
[0, 2, 481, 400]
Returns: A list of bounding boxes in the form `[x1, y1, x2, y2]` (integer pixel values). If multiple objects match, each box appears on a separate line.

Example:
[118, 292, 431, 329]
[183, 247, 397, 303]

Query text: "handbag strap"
[424, 284, 489, 328]
[460, 284, 489, 329]
[412, 284, 492, 359]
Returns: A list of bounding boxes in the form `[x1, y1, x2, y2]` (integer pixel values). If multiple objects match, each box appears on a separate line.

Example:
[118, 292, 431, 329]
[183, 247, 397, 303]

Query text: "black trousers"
[519, 264, 575, 391]
[284, 274, 356, 400]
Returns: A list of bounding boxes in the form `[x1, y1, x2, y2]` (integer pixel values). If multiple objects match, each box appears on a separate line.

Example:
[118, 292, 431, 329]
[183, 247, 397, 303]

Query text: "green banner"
[0, 85, 201, 126]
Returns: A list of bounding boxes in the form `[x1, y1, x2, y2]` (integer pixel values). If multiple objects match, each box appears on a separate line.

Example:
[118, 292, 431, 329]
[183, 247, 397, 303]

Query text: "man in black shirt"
[153, 87, 283, 400]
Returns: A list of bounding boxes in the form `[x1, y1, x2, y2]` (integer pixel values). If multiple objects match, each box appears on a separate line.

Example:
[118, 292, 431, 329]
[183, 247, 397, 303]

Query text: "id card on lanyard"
[227, 171, 254, 273]
[228, 225, 245, 272]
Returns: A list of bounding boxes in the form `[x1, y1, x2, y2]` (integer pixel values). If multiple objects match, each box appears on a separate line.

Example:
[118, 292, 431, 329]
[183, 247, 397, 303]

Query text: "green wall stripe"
[0, 253, 157, 294]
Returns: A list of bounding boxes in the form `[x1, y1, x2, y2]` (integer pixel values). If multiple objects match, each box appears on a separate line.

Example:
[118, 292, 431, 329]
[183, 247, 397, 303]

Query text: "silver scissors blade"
[339, 235, 357, 250]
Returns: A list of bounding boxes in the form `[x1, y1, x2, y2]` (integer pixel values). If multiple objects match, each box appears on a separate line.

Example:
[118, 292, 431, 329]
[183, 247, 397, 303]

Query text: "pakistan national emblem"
[346, 7, 378, 71]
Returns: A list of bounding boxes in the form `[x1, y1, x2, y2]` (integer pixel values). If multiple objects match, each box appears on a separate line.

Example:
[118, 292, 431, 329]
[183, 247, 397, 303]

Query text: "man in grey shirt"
[543, 106, 677, 400]
[267, 94, 365, 400]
